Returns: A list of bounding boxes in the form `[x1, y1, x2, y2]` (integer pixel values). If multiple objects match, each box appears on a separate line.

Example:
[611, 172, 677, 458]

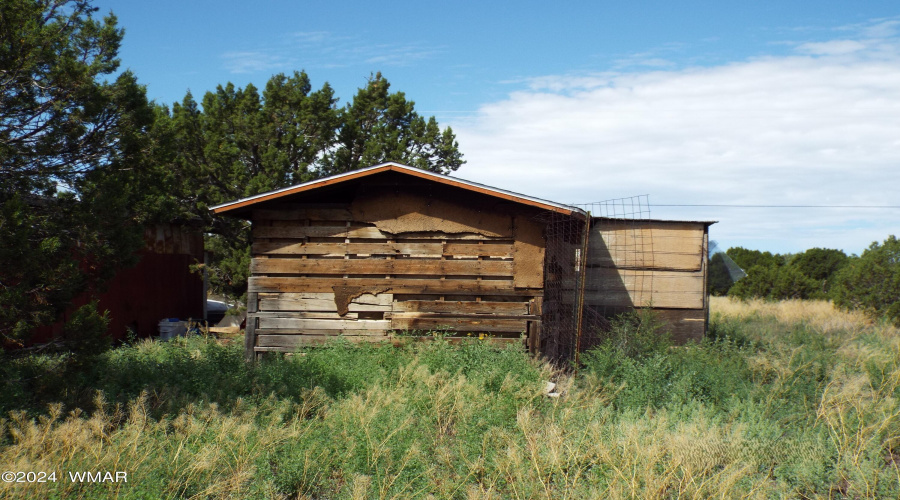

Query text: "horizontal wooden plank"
[255, 328, 389, 336]
[254, 225, 388, 239]
[249, 277, 536, 295]
[255, 311, 366, 320]
[579, 291, 703, 309]
[653, 308, 706, 344]
[260, 292, 391, 303]
[588, 223, 704, 271]
[391, 300, 529, 315]
[390, 312, 539, 321]
[252, 208, 352, 221]
[444, 242, 515, 258]
[254, 225, 493, 240]
[566, 268, 705, 309]
[350, 190, 513, 237]
[251, 258, 513, 277]
[259, 292, 391, 313]
[257, 317, 391, 330]
[252, 241, 515, 258]
[391, 316, 528, 333]
[254, 335, 524, 350]
[586, 251, 702, 271]
[259, 302, 387, 313]
[256, 334, 387, 348]
[591, 222, 706, 242]
[392, 336, 525, 346]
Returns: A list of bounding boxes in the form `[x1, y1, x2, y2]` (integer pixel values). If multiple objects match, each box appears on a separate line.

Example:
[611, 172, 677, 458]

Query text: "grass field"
[2, 297, 899, 499]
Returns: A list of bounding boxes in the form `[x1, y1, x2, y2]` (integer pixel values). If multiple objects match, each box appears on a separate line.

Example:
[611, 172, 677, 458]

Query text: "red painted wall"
[29, 224, 203, 343]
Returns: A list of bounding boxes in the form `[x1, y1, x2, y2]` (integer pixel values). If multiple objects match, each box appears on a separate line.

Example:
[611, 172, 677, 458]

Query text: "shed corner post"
[245, 292, 259, 362]
[702, 229, 710, 338]
[528, 297, 543, 355]
[573, 212, 591, 368]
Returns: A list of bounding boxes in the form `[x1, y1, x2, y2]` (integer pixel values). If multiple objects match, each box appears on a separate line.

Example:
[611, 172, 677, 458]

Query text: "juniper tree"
[0, 0, 159, 343]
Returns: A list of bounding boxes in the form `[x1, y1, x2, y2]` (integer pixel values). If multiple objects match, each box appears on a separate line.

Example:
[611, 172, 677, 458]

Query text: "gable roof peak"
[210, 162, 585, 217]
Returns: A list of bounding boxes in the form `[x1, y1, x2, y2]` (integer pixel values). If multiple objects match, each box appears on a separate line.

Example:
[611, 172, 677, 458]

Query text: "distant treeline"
[709, 236, 900, 325]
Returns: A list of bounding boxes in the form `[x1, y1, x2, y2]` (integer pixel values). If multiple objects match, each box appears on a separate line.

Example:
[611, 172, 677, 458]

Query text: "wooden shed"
[212, 163, 579, 358]
[583, 218, 714, 344]
[29, 221, 204, 344]
[211, 163, 714, 360]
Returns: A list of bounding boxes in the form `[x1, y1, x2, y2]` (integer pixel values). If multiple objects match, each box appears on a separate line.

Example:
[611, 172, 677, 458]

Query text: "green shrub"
[62, 302, 112, 354]
[591, 309, 672, 361]
[729, 264, 822, 301]
[726, 247, 784, 270]
[581, 328, 756, 411]
[790, 247, 848, 290]
[831, 235, 900, 325]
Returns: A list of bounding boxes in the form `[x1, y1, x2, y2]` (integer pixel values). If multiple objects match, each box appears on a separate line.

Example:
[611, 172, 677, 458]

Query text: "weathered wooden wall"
[585, 219, 710, 343]
[245, 189, 545, 356]
[29, 223, 204, 343]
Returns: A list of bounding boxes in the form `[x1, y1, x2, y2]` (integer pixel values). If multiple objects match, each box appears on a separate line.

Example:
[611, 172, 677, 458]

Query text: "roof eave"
[210, 163, 585, 217]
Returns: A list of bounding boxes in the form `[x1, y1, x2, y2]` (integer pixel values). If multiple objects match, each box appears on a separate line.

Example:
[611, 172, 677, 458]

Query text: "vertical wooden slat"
[245, 292, 258, 361]
[529, 297, 543, 354]
[702, 230, 710, 337]
[343, 220, 350, 279]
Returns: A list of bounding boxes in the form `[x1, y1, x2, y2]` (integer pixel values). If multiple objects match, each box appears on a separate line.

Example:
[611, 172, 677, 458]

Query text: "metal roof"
[592, 216, 718, 226]
[210, 162, 588, 217]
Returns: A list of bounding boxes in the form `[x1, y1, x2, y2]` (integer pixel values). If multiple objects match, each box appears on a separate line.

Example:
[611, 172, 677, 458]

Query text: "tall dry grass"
[0, 301, 898, 498]
[710, 296, 884, 335]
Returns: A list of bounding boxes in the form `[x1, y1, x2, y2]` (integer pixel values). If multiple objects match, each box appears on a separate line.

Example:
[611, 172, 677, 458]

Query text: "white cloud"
[221, 32, 442, 74]
[452, 21, 900, 253]
[796, 40, 866, 55]
[221, 51, 290, 74]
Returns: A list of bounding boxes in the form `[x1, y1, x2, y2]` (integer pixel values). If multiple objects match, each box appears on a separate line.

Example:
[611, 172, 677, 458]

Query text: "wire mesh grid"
[535, 210, 584, 362]
[538, 195, 654, 363]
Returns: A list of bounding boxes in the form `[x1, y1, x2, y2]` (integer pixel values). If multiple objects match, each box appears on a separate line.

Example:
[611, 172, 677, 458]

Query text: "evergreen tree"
[325, 72, 464, 176]
[728, 264, 822, 301]
[725, 247, 783, 271]
[832, 236, 900, 325]
[161, 71, 464, 299]
[0, 0, 160, 344]
[790, 247, 848, 293]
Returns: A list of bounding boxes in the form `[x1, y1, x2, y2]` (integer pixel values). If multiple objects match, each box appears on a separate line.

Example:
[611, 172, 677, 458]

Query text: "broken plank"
[259, 292, 391, 313]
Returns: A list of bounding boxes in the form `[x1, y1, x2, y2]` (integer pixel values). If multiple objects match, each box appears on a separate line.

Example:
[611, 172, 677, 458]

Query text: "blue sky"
[96, 0, 900, 255]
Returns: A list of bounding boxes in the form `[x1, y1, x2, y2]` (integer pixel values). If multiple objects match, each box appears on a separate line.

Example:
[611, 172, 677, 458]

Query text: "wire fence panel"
[539, 196, 653, 363]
